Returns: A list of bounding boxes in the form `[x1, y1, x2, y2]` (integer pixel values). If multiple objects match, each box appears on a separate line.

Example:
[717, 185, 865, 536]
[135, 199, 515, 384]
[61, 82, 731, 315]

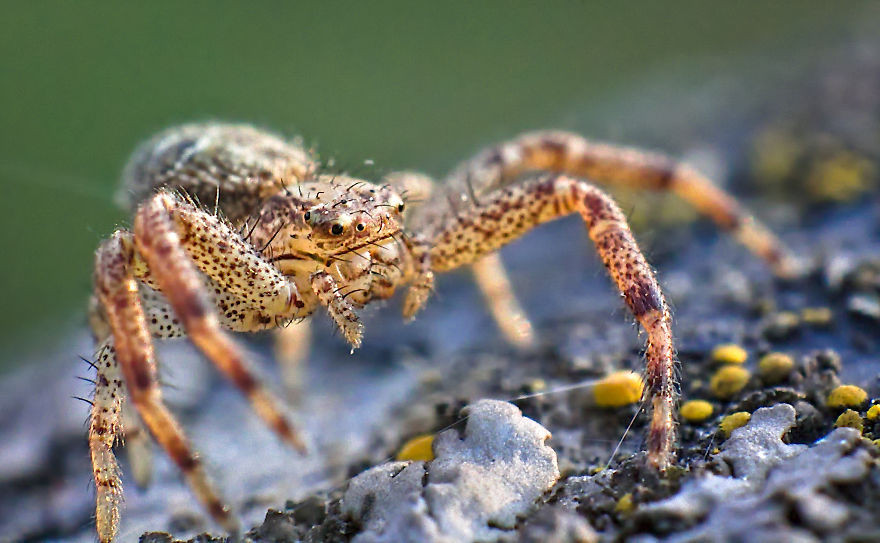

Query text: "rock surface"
[342, 400, 559, 542]
[639, 404, 876, 542]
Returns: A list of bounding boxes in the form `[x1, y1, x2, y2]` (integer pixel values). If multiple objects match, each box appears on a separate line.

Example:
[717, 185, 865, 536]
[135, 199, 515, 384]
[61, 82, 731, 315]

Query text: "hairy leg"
[93, 232, 236, 542]
[121, 398, 153, 488]
[428, 174, 677, 469]
[133, 192, 305, 450]
[273, 320, 312, 401]
[448, 131, 798, 277]
[88, 341, 124, 543]
[470, 253, 535, 348]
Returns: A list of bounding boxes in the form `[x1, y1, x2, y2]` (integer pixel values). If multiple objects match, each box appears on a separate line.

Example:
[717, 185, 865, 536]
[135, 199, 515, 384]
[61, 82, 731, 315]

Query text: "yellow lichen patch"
[827, 385, 868, 409]
[593, 371, 644, 408]
[615, 493, 634, 514]
[834, 409, 864, 432]
[750, 127, 803, 183]
[800, 307, 833, 327]
[720, 412, 751, 438]
[866, 405, 880, 421]
[758, 352, 795, 384]
[805, 151, 876, 203]
[710, 366, 751, 400]
[396, 434, 435, 462]
[711, 344, 748, 365]
[680, 400, 714, 423]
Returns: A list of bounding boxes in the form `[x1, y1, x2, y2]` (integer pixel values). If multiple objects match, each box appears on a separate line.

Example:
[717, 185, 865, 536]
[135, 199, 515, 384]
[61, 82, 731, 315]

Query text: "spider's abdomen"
[117, 123, 315, 222]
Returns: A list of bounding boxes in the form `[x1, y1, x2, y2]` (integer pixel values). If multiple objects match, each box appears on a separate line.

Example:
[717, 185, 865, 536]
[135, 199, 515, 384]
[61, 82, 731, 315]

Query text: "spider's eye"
[397, 203, 405, 213]
[303, 211, 311, 221]
[355, 223, 365, 232]
[331, 223, 344, 235]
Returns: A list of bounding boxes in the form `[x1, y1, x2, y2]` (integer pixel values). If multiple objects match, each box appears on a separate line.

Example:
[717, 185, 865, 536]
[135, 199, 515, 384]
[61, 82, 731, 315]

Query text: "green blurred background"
[0, 1, 867, 369]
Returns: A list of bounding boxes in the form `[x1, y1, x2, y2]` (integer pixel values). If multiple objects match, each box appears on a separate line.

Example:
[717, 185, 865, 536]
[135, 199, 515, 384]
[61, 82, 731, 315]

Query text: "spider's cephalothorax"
[88, 123, 797, 542]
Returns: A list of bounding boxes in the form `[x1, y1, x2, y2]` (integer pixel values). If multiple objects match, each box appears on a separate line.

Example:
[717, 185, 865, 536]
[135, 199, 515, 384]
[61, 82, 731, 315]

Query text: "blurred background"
[0, 1, 871, 369]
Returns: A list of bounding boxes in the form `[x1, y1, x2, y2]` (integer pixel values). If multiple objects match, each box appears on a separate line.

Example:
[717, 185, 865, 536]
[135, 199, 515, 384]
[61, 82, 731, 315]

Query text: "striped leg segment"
[429, 175, 677, 468]
[449, 131, 799, 278]
[93, 231, 236, 542]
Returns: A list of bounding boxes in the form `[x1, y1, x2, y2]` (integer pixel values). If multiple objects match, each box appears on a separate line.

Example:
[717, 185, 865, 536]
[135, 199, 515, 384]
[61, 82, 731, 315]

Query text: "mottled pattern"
[439, 130, 798, 277]
[89, 123, 794, 542]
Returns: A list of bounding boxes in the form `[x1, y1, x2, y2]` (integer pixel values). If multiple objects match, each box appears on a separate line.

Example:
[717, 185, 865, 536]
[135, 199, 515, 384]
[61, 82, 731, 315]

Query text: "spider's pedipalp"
[310, 271, 364, 349]
[427, 174, 677, 468]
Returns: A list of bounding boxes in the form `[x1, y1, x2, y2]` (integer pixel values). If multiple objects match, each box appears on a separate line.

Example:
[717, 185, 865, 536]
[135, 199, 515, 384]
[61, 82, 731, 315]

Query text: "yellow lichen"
[710, 366, 751, 400]
[834, 409, 864, 432]
[593, 371, 644, 407]
[680, 400, 714, 423]
[396, 434, 435, 462]
[720, 412, 751, 437]
[615, 493, 634, 514]
[827, 385, 868, 409]
[751, 127, 803, 183]
[800, 307, 833, 327]
[805, 151, 876, 203]
[758, 352, 795, 384]
[866, 405, 880, 421]
[711, 344, 748, 365]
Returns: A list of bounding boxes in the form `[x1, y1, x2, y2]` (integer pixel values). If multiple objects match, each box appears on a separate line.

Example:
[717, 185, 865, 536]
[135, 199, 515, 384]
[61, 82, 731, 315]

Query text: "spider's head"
[305, 177, 406, 253]
[260, 174, 407, 260]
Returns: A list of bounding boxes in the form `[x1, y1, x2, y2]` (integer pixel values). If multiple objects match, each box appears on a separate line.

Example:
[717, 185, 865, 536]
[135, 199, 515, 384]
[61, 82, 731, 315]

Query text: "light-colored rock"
[342, 399, 560, 542]
[639, 403, 873, 542]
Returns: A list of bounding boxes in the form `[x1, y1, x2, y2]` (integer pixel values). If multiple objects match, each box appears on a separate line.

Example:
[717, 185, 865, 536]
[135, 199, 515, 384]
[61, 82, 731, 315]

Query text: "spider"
[88, 123, 797, 542]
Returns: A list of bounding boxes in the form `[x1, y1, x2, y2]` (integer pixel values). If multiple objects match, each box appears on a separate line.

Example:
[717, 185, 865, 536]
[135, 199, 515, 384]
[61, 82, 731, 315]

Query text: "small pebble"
[758, 352, 795, 384]
[720, 412, 751, 437]
[680, 400, 714, 422]
[710, 366, 751, 400]
[762, 311, 801, 341]
[834, 409, 864, 431]
[711, 344, 748, 365]
[396, 434, 435, 462]
[826, 385, 868, 409]
[800, 307, 833, 327]
[847, 294, 880, 321]
[593, 371, 643, 407]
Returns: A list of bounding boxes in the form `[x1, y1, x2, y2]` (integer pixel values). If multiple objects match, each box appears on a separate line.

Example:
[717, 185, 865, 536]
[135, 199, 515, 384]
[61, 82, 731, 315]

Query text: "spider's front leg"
[92, 232, 237, 542]
[428, 174, 677, 469]
[91, 191, 311, 542]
